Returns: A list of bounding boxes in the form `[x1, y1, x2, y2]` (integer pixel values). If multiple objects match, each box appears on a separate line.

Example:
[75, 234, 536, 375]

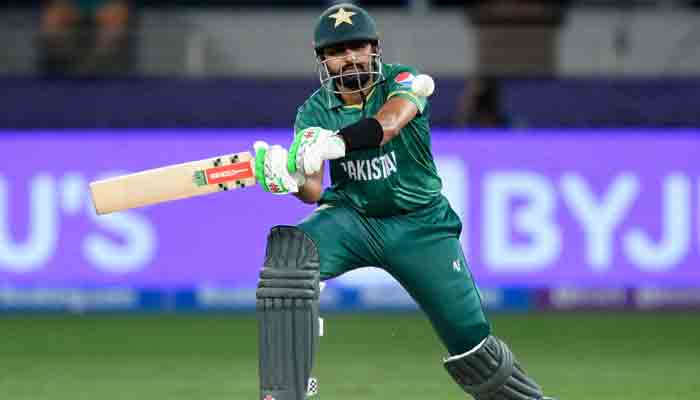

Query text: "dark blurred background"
[2, 0, 700, 128]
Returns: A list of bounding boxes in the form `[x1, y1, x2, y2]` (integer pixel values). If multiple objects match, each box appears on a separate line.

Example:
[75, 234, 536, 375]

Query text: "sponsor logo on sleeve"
[394, 72, 415, 88]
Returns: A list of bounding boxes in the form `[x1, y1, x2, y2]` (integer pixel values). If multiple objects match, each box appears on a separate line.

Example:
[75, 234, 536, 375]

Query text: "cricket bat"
[89, 151, 256, 215]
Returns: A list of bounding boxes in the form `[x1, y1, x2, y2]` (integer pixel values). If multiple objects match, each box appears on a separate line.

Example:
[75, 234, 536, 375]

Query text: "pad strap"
[257, 269, 318, 298]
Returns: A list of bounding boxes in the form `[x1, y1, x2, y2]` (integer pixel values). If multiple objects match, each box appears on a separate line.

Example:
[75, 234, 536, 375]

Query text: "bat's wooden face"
[90, 151, 257, 215]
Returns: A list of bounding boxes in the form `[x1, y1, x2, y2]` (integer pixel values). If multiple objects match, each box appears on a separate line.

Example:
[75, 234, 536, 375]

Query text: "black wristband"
[338, 118, 384, 152]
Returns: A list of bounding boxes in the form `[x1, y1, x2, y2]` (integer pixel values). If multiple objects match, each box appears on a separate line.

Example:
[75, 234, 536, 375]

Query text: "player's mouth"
[337, 64, 371, 90]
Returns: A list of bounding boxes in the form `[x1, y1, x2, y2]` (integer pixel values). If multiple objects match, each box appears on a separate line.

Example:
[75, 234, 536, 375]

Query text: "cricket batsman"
[253, 3, 556, 400]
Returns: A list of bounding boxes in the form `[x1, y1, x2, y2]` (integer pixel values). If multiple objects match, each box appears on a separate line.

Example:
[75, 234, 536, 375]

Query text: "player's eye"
[325, 46, 342, 56]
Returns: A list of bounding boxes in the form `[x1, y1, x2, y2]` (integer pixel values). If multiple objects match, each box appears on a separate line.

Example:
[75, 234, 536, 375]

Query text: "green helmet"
[313, 3, 379, 53]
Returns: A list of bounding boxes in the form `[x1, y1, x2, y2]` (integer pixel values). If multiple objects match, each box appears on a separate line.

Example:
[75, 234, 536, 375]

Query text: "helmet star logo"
[329, 8, 356, 28]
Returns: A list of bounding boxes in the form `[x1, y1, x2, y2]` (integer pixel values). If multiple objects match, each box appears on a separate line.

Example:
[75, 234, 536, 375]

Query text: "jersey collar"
[324, 85, 379, 110]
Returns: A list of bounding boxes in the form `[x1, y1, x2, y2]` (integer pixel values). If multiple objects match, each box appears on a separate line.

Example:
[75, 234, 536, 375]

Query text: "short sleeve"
[294, 104, 317, 135]
[385, 65, 428, 114]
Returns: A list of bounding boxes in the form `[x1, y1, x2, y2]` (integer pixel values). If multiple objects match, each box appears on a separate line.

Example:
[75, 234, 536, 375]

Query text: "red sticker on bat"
[205, 162, 253, 184]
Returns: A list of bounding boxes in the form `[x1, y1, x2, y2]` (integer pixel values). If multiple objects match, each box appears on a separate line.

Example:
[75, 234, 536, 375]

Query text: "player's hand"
[289, 127, 346, 176]
[253, 141, 305, 195]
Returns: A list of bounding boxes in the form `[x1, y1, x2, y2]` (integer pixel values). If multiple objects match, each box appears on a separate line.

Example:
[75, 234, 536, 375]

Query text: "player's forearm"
[375, 113, 402, 145]
[375, 97, 418, 144]
[294, 172, 323, 204]
[295, 185, 322, 204]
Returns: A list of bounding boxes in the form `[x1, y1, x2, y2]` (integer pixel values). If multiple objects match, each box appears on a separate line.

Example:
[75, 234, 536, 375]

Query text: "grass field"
[1, 312, 699, 400]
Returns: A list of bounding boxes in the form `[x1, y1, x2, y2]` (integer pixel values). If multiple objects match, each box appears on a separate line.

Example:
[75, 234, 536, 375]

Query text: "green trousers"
[297, 195, 491, 355]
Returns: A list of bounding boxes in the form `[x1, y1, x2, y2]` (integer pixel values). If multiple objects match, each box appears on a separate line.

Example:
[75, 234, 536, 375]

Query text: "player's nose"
[342, 48, 358, 61]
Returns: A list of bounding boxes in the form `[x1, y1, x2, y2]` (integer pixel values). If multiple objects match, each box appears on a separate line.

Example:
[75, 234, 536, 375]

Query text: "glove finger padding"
[291, 127, 346, 176]
[303, 146, 324, 176]
[322, 135, 347, 161]
[254, 141, 300, 195]
[270, 145, 299, 193]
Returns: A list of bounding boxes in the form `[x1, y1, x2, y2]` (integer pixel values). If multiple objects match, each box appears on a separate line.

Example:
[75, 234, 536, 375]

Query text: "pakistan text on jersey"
[339, 151, 398, 181]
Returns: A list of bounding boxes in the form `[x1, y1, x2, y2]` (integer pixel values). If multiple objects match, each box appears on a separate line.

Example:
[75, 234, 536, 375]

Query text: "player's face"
[321, 41, 374, 91]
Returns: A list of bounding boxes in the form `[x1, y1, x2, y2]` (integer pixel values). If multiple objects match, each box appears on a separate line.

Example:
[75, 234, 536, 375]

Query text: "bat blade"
[89, 151, 256, 215]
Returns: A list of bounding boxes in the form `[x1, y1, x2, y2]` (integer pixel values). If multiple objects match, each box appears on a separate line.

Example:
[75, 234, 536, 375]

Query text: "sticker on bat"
[193, 162, 254, 186]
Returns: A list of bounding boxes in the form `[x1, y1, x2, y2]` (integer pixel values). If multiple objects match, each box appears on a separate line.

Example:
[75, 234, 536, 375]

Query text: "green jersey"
[294, 63, 442, 217]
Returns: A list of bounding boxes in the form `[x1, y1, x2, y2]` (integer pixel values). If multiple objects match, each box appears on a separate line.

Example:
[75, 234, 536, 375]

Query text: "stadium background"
[1, 1, 699, 400]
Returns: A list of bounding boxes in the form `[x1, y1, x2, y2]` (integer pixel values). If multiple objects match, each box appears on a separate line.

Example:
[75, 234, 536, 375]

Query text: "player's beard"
[336, 64, 371, 91]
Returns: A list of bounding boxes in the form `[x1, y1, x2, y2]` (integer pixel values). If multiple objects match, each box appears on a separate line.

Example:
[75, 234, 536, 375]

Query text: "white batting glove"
[253, 141, 305, 195]
[289, 127, 346, 176]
